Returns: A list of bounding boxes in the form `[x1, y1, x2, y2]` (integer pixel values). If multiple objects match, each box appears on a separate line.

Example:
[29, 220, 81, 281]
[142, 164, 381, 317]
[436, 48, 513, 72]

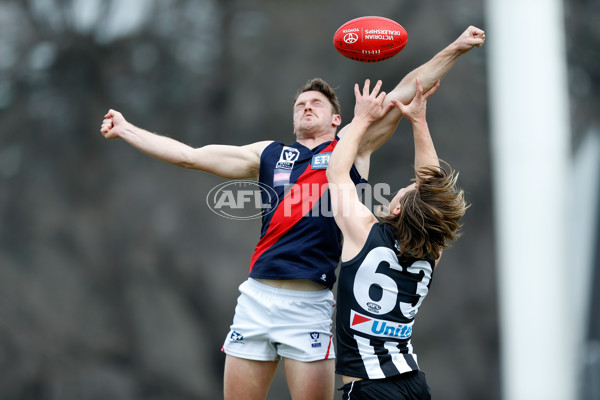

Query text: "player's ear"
[332, 114, 341, 127]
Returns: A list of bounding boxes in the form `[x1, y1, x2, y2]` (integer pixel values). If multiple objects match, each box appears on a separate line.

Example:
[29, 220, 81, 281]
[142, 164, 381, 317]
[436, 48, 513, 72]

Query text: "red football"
[333, 16, 407, 62]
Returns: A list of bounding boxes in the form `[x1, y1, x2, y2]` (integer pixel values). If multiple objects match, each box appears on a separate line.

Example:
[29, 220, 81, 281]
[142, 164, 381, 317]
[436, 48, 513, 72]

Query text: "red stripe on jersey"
[325, 335, 332, 359]
[249, 141, 336, 270]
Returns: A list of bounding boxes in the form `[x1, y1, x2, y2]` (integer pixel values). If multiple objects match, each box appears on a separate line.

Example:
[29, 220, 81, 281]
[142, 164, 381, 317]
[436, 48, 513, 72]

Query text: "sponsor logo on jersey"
[311, 152, 331, 169]
[273, 172, 290, 182]
[275, 147, 300, 170]
[309, 332, 322, 348]
[350, 309, 413, 339]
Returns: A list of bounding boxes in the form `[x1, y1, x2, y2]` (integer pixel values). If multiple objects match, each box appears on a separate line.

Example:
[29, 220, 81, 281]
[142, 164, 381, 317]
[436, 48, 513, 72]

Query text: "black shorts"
[341, 371, 431, 400]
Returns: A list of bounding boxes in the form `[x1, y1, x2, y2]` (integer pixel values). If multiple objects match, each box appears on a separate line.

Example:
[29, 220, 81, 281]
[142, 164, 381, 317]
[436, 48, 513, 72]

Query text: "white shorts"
[222, 278, 336, 362]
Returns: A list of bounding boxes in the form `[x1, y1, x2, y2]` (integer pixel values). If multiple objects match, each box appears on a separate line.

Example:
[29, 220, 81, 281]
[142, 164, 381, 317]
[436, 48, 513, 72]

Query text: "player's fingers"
[414, 77, 424, 97]
[470, 26, 485, 36]
[382, 101, 396, 114]
[362, 79, 371, 97]
[376, 90, 387, 104]
[354, 83, 360, 99]
[391, 99, 405, 111]
[103, 126, 120, 139]
[105, 109, 122, 119]
[371, 80, 383, 97]
[475, 34, 486, 46]
[423, 80, 441, 99]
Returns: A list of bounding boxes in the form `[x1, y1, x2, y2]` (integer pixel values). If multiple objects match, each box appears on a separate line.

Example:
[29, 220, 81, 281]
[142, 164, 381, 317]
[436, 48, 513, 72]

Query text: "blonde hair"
[380, 162, 468, 260]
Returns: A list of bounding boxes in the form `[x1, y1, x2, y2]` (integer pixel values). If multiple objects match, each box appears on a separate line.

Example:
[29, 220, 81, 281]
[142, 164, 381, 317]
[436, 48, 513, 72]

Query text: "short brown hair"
[381, 162, 468, 260]
[294, 78, 341, 115]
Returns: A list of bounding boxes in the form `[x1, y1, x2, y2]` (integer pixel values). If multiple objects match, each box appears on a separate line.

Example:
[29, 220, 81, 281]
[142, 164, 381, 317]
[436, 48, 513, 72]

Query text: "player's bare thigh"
[224, 355, 279, 400]
[283, 358, 335, 400]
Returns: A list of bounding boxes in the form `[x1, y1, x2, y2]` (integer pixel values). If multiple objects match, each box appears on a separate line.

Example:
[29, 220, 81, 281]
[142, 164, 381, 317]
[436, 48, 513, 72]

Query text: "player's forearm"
[412, 120, 439, 169]
[390, 43, 461, 106]
[119, 124, 197, 168]
[327, 118, 370, 183]
[119, 123, 263, 178]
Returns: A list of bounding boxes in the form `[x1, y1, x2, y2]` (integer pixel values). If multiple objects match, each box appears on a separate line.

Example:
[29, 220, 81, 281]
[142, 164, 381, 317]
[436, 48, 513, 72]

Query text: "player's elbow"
[325, 166, 336, 182]
[326, 165, 344, 184]
[175, 148, 201, 169]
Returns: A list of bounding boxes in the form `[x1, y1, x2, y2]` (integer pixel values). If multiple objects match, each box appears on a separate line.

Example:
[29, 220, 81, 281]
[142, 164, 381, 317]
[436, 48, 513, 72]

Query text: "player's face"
[293, 91, 340, 136]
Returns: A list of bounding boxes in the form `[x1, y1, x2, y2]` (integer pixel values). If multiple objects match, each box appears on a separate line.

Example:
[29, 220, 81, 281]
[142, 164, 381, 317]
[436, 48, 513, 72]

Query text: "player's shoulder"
[244, 140, 275, 156]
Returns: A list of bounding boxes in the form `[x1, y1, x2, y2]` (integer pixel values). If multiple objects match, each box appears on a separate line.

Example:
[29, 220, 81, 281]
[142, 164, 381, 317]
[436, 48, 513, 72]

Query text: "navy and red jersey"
[249, 139, 365, 289]
[335, 222, 435, 379]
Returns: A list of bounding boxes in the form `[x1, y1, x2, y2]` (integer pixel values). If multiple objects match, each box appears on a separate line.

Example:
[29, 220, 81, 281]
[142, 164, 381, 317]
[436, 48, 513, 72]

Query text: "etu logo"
[311, 153, 331, 169]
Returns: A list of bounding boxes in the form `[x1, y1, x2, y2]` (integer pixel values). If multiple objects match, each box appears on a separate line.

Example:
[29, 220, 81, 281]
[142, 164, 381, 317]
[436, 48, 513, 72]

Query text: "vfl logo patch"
[309, 332, 322, 348]
[367, 302, 381, 312]
[276, 147, 300, 170]
[311, 152, 331, 169]
[350, 310, 413, 339]
[229, 330, 244, 342]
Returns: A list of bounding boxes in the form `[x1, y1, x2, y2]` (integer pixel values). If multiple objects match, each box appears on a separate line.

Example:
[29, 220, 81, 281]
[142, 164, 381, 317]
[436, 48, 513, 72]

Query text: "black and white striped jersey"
[335, 222, 435, 379]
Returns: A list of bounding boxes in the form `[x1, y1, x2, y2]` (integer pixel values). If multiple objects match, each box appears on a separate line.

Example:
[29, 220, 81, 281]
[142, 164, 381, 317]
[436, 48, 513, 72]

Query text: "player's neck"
[295, 130, 336, 149]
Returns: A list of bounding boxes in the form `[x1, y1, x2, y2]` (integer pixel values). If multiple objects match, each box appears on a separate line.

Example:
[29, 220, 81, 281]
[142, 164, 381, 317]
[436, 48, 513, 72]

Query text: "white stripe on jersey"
[384, 342, 418, 374]
[406, 339, 413, 354]
[347, 381, 355, 399]
[354, 335, 386, 379]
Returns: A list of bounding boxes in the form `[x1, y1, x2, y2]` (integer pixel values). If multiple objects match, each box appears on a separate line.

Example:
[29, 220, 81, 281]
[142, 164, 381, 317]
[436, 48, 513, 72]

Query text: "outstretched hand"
[100, 109, 127, 140]
[353, 79, 396, 124]
[392, 78, 440, 124]
[454, 25, 486, 53]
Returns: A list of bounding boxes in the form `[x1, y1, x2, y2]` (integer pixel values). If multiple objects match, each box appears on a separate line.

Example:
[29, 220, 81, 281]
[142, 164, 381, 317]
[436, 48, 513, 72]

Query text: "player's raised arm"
[326, 80, 393, 258]
[100, 109, 271, 179]
[346, 26, 485, 158]
[391, 78, 441, 170]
